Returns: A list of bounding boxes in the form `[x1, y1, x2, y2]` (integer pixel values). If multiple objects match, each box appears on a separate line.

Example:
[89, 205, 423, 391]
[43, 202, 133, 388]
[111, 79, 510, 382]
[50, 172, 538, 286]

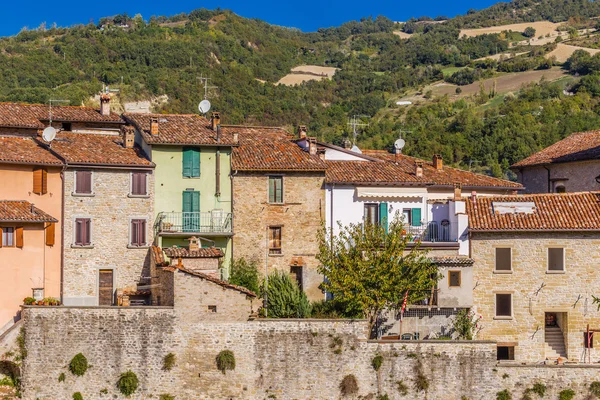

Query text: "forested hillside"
[3, 1, 600, 178]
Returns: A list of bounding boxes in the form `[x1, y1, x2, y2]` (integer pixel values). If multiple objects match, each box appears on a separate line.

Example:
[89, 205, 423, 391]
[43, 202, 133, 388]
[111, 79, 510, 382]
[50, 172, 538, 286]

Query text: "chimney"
[188, 236, 200, 251]
[233, 133, 239, 144]
[415, 162, 423, 178]
[99, 94, 111, 116]
[211, 112, 221, 131]
[471, 191, 477, 204]
[318, 151, 325, 160]
[433, 154, 443, 170]
[309, 138, 317, 155]
[298, 125, 307, 139]
[123, 127, 135, 149]
[344, 139, 352, 150]
[453, 183, 462, 200]
[150, 117, 159, 136]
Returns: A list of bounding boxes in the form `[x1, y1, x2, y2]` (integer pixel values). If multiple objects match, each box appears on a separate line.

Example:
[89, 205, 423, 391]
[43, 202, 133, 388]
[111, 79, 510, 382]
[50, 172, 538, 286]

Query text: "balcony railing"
[405, 221, 454, 242]
[155, 211, 233, 235]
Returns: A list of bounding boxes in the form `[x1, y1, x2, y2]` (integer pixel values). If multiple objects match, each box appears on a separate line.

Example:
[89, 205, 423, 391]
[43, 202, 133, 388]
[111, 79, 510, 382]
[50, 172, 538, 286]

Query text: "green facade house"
[124, 112, 236, 278]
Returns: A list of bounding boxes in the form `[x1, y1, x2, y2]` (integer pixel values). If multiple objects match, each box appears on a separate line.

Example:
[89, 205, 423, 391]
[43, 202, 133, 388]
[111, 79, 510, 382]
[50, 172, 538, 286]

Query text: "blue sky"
[1, 0, 502, 36]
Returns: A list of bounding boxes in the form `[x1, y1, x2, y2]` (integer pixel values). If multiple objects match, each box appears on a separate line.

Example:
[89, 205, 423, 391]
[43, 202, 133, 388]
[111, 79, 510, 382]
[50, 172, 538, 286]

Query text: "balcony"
[155, 211, 233, 236]
[405, 221, 454, 243]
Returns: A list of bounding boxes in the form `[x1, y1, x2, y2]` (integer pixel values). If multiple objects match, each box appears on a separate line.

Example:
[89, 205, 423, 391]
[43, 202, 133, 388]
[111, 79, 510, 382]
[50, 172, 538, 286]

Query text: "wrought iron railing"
[405, 220, 453, 242]
[155, 211, 233, 234]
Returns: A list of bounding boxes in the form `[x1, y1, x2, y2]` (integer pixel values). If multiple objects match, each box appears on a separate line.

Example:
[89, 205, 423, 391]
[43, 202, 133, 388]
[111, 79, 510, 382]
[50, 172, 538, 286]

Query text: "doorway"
[98, 269, 114, 306]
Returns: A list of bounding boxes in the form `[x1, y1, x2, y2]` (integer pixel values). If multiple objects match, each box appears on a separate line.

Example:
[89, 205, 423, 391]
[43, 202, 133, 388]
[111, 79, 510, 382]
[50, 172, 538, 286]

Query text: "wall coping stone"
[22, 306, 174, 310]
[251, 318, 367, 322]
[497, 362, 600, 369]
[369, 340, 497, 344]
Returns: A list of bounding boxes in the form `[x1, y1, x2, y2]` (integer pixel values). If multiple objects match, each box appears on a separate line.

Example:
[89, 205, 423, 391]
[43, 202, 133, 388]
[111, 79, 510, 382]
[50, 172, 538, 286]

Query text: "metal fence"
[155, 211, 233, 234]
[378, 307, 469, 340]
[405, 221, 453, 242]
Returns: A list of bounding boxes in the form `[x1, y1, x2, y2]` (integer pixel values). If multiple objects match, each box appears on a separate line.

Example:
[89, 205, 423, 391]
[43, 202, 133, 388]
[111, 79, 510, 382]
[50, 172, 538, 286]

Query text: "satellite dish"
[42, 126, 57, 143]
[394, 139, 406, 150]
[198, 100, 211, 114]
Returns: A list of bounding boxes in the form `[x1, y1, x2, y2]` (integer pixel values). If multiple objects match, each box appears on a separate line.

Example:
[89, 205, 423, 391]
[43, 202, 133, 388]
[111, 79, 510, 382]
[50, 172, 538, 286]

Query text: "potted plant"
[23, 297, 36, 305]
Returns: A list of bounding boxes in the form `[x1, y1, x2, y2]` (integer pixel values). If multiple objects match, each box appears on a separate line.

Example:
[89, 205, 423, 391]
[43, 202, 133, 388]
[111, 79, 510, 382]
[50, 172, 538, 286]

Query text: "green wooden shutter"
[182, 148, 193, 177]
[192, 149, 201, 177]
[182, 191, 193, 212]
[379, 202, 388, 233]
[191, 191, 200, 212]
[411, 208, 422, 227]
[268, 177, 275, 203]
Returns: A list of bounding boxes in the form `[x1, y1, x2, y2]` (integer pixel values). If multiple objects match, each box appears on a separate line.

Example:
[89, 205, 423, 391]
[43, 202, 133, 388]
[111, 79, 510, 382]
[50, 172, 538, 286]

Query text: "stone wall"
[63, 168, 154, 305]
[232, 172, 326, 300]
[516, 159, 600, 193]
[471, 231, 600, 362]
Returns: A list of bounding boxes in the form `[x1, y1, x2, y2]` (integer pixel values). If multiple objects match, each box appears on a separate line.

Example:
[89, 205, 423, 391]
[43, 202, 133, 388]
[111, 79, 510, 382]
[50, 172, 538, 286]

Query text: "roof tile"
[0, 200, 57, 223]
[0, 137, 62, 165]
[0, 102, 122, 128]
[163, 246, 224, 258]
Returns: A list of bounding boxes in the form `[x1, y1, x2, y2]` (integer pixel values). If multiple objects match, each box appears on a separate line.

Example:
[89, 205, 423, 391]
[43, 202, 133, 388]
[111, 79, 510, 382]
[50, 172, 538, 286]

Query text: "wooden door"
[99, 270, 114, 306]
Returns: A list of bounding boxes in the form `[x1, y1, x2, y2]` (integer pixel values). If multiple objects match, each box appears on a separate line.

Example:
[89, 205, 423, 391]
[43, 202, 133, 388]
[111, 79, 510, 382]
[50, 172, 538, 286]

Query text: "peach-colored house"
[0, 137, 62, 330]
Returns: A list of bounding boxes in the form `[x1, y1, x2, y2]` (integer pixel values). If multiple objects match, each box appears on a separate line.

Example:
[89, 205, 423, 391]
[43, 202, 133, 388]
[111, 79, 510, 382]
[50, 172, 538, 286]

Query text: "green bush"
[590, 381, 600, 396]
[162, 353, 176, 371]
[532, 383, 546, 397]
[117, 371, 139, 397]
[228, 258, 260, 294]
[310, 298, 362, 319]
[397, 380, 408, 395]
[58, 372, 65, 383]
[339, 374, 358, 396]
[496, 389, 511, 400]
[72, 393, 83, 400]
[216, 350, 236, 374]
[69, 353, 88, 376]
[159, 395, 175, 400]
[261, 271, 311, 318]
[371, 354, 383, 371]
[558, 389, 575, 400]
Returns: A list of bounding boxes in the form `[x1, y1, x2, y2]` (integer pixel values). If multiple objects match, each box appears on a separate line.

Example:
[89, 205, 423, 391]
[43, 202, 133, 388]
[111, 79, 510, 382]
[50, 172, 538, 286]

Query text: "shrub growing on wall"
[496, 389, 511, 400]
[371, 354, 383, 371]
[339, 374, 359, 396]
[590, 382, 600, 397]
[162, 353, 176, 371]
[117, 371, 139, 397]
[69, 353, 88, 377]
[216, 350, 236, 374]
[558, 389, 575, 400]
[72, 392, 83, 400]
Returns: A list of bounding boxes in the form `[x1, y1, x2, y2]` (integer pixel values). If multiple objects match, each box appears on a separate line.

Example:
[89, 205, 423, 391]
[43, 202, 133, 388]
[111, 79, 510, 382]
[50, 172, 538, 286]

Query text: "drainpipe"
[264, 225, 269, 318]
[60, 164, 67, 303]
[329, 184, 334, 247]
[543, 165, 551, 193]
[215, 149, 221, 197]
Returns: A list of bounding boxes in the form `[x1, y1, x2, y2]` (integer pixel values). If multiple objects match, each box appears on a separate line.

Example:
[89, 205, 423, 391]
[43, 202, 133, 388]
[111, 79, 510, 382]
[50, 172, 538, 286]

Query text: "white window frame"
[494, 292, 513, 320]
[1, 226, 15, 247]
[72, 170, 95, 197]
[71, 216, 93, 248]
[128, 171, 150, 198]
[128, 217, 149, 248]
[547, 247, 566, 274]
[494, 247, 513, 274]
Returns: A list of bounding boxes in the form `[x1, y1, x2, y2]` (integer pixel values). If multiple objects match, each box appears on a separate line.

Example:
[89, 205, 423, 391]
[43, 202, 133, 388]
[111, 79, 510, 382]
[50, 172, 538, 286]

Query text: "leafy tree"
[262, 271, 311, 318]
[317, 216, 438, 337]
[228, 258, 260, 294]
[523, 27, 536, 38]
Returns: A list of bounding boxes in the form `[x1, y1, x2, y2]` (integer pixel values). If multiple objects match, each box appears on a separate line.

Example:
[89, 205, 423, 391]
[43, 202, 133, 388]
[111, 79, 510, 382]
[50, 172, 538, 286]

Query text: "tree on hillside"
[317, 216, 439, 338]
[523, 27, 536, 38]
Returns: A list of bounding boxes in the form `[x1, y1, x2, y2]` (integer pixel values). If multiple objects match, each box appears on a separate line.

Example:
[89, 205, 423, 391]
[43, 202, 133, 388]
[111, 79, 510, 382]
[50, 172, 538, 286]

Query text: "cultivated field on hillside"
[277, 66, 338, 86]
[547, 43, 600, 62]
[476, 51, 529, 61]
[393, 31, 413, 39]
[460, 21, 561, 38]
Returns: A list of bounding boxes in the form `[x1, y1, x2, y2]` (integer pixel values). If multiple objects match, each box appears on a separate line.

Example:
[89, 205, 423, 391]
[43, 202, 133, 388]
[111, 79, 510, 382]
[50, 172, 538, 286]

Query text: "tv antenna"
[347, 115, 369, 145]
[102, 84, 120, 95]
[197, 74, 218, 100]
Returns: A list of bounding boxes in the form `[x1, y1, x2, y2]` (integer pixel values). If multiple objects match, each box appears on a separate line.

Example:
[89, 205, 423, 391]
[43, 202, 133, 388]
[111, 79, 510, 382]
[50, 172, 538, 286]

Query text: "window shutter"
[192, 149, 200, 177]
[0, 227, 3, 248]
[275, 178, 282, 203]
[411, 208, 422, 227]
[192, 191, 200, 212]
[75, 219, 82, 245]
[84, 172, 92, 194]
[41, 168, 47, 194]
[15, 227, 23, 248]
[84, 219, 91, 245]
[182, 148, 193, 177]
[46, 222, 55, 246]
[379, 202, 388, 233]
[140, 220, 146, 245]
[33, 168, 43, 194]
[269, 178, 275, 203]
[182, 191, 192, 213]
[76, 171, 92, 194]
[139, 173, 147, 195]
[131, 173, 138, 195]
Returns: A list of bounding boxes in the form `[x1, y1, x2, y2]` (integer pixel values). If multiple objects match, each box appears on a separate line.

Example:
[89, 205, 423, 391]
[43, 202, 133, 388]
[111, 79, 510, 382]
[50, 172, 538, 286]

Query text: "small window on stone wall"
[497, 346, 515, 360]
[495, 248, 512, 272]
[208, 305, 217, 313]
[448, 271, 461, 287]
[584, 332, 594, 348]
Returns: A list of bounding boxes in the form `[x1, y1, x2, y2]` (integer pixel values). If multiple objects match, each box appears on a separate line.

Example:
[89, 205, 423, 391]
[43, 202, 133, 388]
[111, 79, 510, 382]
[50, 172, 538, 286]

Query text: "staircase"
[545, 326, 567, 359]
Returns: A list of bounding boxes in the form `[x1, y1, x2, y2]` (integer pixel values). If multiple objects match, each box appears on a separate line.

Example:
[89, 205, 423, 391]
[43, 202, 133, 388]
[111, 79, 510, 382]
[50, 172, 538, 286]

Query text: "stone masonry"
[471, 231, 600, 362]
[232, 172, 326, 300]
[515, 159, 600, 193]
[63, 169, 154, 305]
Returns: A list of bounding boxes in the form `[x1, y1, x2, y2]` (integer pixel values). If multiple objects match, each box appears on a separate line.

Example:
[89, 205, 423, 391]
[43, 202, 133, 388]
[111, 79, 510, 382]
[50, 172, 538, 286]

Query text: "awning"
[356, 187, 427, 199]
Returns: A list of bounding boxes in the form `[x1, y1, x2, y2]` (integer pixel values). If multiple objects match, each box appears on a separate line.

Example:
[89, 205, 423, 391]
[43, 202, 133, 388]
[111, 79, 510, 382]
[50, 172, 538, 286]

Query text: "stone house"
[124, 112, 236, 278]
[45, 129, 155, 306]
[467, 192, 600, 362]
[511, 130, 600, 193]
[229, 125, 327, 300]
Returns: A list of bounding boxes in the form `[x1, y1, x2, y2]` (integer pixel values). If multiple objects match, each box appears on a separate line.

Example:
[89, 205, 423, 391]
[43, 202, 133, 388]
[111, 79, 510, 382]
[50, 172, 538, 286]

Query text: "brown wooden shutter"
[140, 220, 146, 245]
[0, 227, 3, 248]
[75, 219, 82, 245]
[15, 227, 23, 248]
[41, 168, 47, 194]
[83, 219, 90, 245]
[46, 222, 55, 246]
[75, 218, 90, 246]
[139, 173, 147, 195]
[76, 171, 92, 194]
[33, 168, 43, 194]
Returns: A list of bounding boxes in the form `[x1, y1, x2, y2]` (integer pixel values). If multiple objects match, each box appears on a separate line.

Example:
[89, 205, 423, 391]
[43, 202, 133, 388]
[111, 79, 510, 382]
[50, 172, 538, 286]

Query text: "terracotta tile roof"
[360, 150, 522, 189]
[123, 114, 237, 146]
[42, 133, 153, 167]
[0, 102, 123, 128]
[430, 256, 474, 266]
[511, 130, 600, 168]
[231, 127, 327, 171]
[0, 136, 62, 165]
[151, 245, 167, 265]
[0, 200, 57, 222]
[466, 192, 600, 232]
[326, 160, 421, 185]
[163, 246, 224, 258]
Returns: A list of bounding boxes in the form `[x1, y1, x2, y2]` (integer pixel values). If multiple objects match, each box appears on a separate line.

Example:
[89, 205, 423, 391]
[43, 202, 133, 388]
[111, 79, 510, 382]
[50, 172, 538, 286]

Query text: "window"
[268, 226, 282, 255]
[291, 266, 303, 291]
[495, 293, 512, 318]
[548, 248, 564, 272]
[208, 305, 217, 313]
[584, 332, 594, 349]
[403, 208, 422, 227]
[555, 185, 566, 193]
[75, 171, 92, 194]
[182, 147, 200, 178]
[364, 204, 379, 225]
[130, 219, 147, 247]
[74, 218, 91, 246]
[448, 271, 461, 287]
[130, 172, 148, 196]
[62, 122, 72, 131]
[32, 167, 48, 195]
[402, 209, 412, 225]
[1, 227, 14, 247]
[495, 248, 512, 272]
[497, 346, 515, 361]
[268, 176, 283, 203]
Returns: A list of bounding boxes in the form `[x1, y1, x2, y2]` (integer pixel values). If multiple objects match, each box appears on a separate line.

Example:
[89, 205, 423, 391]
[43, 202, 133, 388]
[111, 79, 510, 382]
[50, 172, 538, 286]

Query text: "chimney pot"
[233, 133, 239, 144]
[188, 236, 201, 251]
[433, 154, 443, 170]
[123, 127, 135, 149]
[100, 94, 111, 116]
[298, 125, 307, 139]
[453, 183, 462, 200]
[309, 138, 317, 155]
[471, 191, 477, 204]
[415, 162, 424, 178]
[211, 112, 221, 131]
[150, 117, 159, 136]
